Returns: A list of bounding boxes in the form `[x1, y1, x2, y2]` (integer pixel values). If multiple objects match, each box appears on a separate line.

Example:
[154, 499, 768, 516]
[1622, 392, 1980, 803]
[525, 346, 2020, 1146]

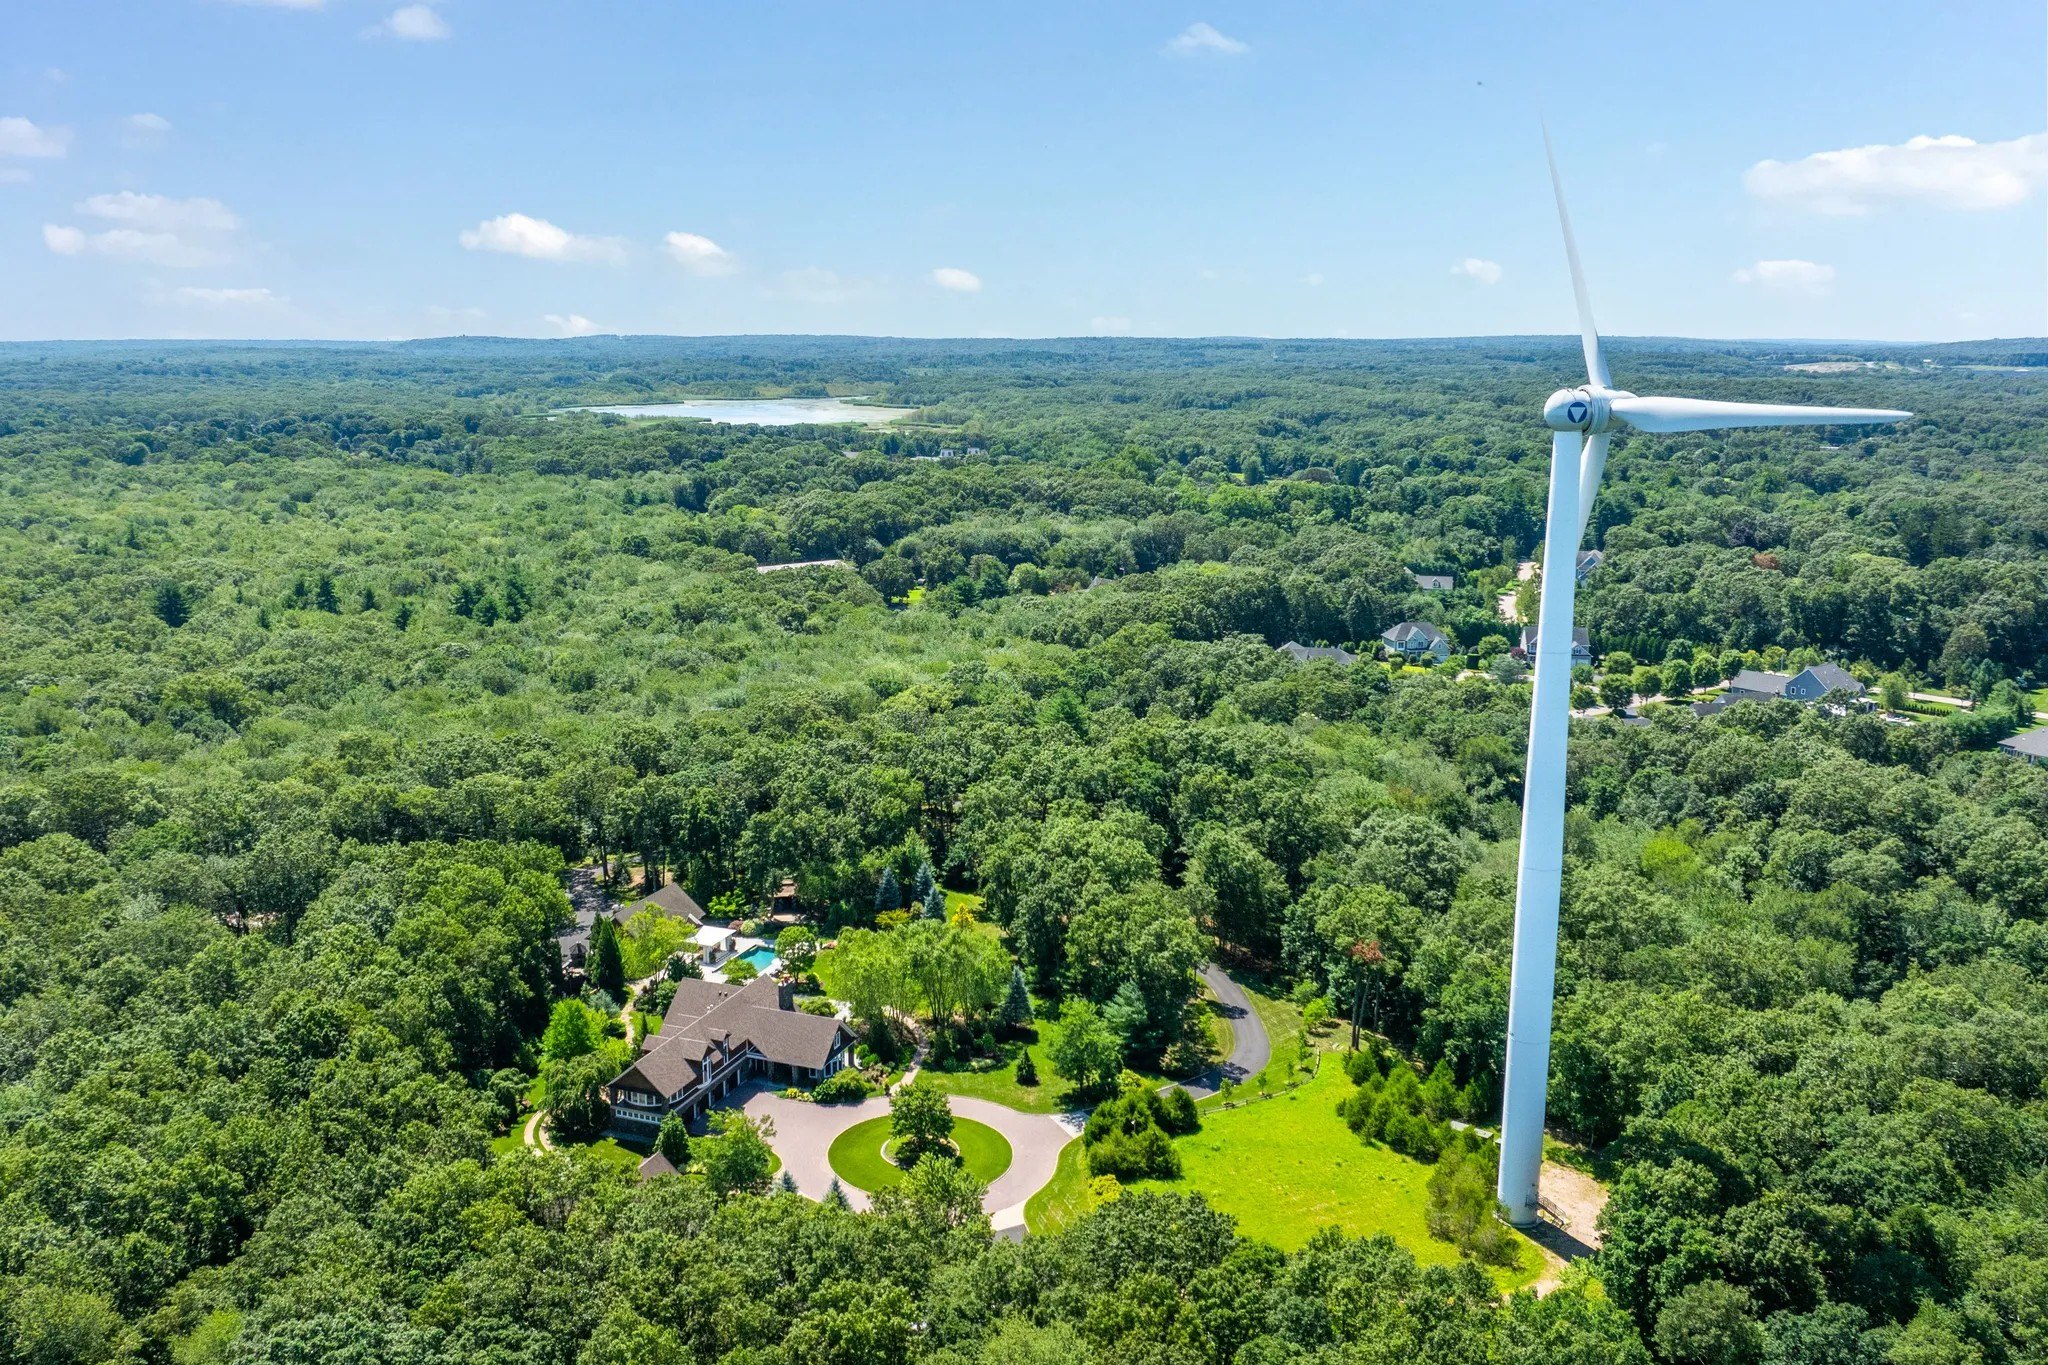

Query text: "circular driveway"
[738, 1085, 1074, 1235]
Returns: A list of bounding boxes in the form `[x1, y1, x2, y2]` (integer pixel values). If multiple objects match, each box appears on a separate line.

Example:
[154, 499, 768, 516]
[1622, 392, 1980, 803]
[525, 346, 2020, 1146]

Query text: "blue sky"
[2, 0, 2042, 341]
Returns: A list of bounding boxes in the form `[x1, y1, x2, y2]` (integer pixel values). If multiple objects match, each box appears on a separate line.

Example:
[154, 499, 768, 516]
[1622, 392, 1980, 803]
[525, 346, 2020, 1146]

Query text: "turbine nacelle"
[1541, 386, 1625, 433]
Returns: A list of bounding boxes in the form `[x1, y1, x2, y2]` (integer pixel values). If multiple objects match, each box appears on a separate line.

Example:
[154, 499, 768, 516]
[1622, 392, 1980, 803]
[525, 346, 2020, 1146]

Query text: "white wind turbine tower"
[1495, 133, 1911, 1226]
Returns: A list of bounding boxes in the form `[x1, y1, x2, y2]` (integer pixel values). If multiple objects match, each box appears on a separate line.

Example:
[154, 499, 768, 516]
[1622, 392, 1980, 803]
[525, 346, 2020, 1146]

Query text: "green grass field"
[1022, 1135, 1090, 1231]
[827, 1115, 1012, 1193]
[1126, 1064, 1541, 1290]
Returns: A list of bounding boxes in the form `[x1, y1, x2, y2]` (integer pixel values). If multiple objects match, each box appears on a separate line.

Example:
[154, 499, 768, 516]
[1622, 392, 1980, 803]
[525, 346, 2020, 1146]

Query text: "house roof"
[1796, 663, 1865, 694]
[694, 924, 735, 949]
[636, 883, 704, 922]
[624, 976, 852, 1102]
[1381, 621, 1448, 648]
[1998, 728, 2048, 759]
[1278, 641, 1357, 664]
[1728, 669, 1792, 696]
[1409, 571, 1455, 590]
[1518, 626, 1591, 651]
[1575, 549, 1605, 572]
[1691, 698, 1730, 718]
[638, 1151, 678, 1179]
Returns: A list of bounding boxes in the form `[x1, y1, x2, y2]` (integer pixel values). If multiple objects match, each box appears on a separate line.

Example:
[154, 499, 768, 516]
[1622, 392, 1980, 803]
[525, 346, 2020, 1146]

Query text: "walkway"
[737, 1085, 1072, 1235]
[1181, 964, 1271, 1100]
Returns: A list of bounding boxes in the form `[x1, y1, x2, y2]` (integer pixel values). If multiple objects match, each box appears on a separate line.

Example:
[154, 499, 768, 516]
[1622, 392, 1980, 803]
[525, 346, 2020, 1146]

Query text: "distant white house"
[1381, 621, 1452, 663]
[1409, 571, 1456, 592]
[1575, 550, 1605, 581]
[754, 559, 846, 573]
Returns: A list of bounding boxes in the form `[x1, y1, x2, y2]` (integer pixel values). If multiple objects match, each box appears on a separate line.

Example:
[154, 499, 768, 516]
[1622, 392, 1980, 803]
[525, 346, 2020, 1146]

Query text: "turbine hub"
[1543, 387, 1613, 432]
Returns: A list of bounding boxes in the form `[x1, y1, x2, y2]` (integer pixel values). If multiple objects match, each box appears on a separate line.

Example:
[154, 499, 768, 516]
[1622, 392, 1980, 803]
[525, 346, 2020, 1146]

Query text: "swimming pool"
[735, 945, 779, 974]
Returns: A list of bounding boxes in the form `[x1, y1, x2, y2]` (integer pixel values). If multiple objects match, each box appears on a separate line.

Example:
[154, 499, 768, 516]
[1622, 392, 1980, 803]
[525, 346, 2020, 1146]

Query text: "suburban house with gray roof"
[1997, 729, 2048, 766]
[1517, 625, 1592, 666]
[1726, 665, 1867, 706]
[1408, 571, 1455, 592]
[558, 880, 706, 974]
[1278, 640, 1358, 665]
[604, 975, 855, 1136]
[1381, 621, 1452, 663]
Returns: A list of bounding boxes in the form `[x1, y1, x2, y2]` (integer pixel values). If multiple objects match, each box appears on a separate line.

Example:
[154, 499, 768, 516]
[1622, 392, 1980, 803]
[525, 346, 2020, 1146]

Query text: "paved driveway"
[1181, 964, 1270, 1099]
[737, 1085, 1073, 1234]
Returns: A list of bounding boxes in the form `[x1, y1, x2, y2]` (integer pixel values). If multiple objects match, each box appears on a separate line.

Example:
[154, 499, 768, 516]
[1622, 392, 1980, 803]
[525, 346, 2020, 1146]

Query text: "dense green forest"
[0, 336, 2043, 1364]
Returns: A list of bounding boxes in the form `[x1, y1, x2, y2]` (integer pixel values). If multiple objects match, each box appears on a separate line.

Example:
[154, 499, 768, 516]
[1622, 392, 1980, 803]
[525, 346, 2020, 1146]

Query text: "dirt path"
[1524, 1160, 1607, 1295]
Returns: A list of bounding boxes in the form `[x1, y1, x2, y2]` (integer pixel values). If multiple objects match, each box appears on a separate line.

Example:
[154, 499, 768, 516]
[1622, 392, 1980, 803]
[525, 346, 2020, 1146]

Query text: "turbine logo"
[1565, 399, 1588, 425]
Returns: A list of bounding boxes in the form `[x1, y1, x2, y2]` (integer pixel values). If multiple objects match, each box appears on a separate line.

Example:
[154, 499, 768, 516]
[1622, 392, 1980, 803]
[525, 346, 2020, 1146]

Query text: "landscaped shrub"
[1426, 1134, 1520, 1267]
[1081, 1082, 1196, 1181]
[1339, 1054, 1452, 1160]
[1014, 1048, 1039, 1086]
[796, 997, 840, 1018]
[812, 1070, 873, 1104]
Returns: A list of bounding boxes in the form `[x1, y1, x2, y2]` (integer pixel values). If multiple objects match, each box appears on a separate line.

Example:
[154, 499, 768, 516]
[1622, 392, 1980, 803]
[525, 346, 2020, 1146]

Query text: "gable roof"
[1519, 626, 1591, 652]
[1409, 571, 1455, 591]
[1998, 728, 2048, 759]
[1381, 621, 1448, 649]
[1795, 663, 1865, 694]
[1728, 669, 1792, 696]
[1278, 641, 1357, 664]
[635, 883, 704, 922]
[623, 975, 853, 1102]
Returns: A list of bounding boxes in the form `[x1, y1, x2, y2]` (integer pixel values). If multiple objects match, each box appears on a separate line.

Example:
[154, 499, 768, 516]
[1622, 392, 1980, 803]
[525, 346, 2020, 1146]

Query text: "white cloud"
[771, 267, 868, 304]
[45, 192, 242, 267]
[80, 191, 237, 232]
[1745, 132, 2048, 214]
[370, 5, 451, 40]
[1301, 272, 1326, 287]
[544, 313, 606, 336]
[0, 117, 70, 158]
[1166, 21, 1248, 56]
[930, 266, 981, 294]
[664, 230, 735, 275]
[1732, 259, 1835, 293]
[1090, 315, 1133, 334]
[1451, 257, 1503, 285]
[165, 286, 284, 306]
[122, 113, 172, 147]
[459, 212, 625, 262]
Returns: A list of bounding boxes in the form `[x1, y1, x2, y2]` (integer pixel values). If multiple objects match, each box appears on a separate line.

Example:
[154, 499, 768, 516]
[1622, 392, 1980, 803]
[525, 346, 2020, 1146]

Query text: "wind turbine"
[1495, 134, 1911, 1226]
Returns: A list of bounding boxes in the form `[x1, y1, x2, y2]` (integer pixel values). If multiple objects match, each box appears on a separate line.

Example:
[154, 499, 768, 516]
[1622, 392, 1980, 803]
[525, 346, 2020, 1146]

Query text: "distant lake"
[559, 397, 916, 426]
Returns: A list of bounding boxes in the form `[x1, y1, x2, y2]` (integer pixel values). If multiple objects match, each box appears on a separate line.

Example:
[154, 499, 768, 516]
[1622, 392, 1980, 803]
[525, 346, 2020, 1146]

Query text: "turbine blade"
[1543, 123, 1609, 389]
[1611, 395, 1912, 433]
[1574, 431, 1609, 548]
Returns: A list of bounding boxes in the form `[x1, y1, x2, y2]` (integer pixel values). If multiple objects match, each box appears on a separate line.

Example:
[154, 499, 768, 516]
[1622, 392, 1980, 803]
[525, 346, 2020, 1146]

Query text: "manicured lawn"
[566, 1135, 652, 1173]
[810, 945, 848, 999]
[827, 1115, 1012, 1193]
[1023, 1136, 1090, 1233]
[921, 1042, 1063, 1112]
[489, 1132, 526, 1159]
[1129, 1063, 1543, 1291]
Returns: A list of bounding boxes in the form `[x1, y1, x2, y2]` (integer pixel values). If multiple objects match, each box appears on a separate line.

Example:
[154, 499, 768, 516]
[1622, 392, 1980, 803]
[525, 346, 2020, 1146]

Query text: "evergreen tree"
[393, 601, 413, 630]
[476, 595, 500, 627]
[1014, 1047, 1038, 1086]
[778, 1171, 798, 1193]
[824, 1178, 850, 1209]
[589, 914, 626, 996]
[503, 570, 531, 622]
[358, 585, 378, 612]
[452, 581, 478, 618]
[151, 581, 190, 628]
[998, 967, 1033, 1033]
[1103, 980, 1148, 1052]
[912, 861, 936, 906]
[922, 884, 946, 920]
[874, 868, 901, 914]
[313, 573, 340, 613]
